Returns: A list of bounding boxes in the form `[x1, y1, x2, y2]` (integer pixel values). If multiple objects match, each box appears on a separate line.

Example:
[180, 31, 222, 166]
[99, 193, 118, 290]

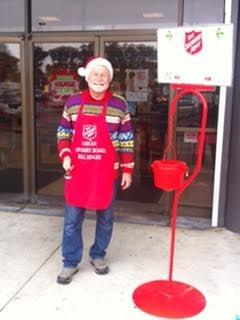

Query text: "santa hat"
[78, 57, 113, 81]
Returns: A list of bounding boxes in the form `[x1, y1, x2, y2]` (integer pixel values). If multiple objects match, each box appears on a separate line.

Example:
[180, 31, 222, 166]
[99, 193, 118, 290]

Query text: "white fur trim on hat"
[78, 57, 113, 81]
[77, 67, 86, 77]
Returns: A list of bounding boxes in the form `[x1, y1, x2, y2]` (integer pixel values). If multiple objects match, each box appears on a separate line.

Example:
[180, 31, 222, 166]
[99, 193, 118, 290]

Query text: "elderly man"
[56, 57, 134, 284]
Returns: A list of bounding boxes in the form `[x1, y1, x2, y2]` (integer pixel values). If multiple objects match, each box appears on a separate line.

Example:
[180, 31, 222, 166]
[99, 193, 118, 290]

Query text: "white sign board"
[157, 24, 234, 86]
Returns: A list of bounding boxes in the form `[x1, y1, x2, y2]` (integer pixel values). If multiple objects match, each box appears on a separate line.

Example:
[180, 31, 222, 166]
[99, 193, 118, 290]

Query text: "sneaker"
[90, 258, 109, 275]
[57, 267, 79, 284]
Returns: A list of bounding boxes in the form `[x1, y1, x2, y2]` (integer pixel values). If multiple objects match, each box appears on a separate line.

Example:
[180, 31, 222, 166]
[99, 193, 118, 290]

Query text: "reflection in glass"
[0, 44, 23, 192]
[32, 0, 178, 31]
[176, 90, 218, 174]
[177, 90, 219, 128]
[183, 0, 224, 25]
[0, 0, 24, 32]
[34, 42, 94, 194]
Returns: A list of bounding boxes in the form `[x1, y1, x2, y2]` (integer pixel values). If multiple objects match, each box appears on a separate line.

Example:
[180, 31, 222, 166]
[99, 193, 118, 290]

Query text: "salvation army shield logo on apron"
[82, 125, 97, 141]
[184, 31, 203, 55]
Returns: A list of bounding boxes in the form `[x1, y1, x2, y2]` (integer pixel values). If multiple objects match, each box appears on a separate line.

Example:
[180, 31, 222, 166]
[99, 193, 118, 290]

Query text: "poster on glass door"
[48, 70, 79, 106]
[125, 69, 149, 102]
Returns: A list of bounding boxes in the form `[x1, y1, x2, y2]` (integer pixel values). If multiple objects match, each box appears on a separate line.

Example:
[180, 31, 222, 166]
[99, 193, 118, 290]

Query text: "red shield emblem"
[82, 125, 97, 141]
[184, 31, 203, 55]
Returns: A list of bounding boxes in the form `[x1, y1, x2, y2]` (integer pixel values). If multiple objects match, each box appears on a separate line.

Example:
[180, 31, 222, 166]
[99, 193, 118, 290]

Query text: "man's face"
[87, 65, 111, 93]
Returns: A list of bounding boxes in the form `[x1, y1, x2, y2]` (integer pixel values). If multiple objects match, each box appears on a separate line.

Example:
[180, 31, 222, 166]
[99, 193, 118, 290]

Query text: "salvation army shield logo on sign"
[184, 31, 203, 55]
[82, 125, 97, 141]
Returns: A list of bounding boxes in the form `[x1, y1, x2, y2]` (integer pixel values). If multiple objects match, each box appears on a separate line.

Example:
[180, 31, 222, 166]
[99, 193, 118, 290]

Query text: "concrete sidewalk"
[0, 210, 240, 320]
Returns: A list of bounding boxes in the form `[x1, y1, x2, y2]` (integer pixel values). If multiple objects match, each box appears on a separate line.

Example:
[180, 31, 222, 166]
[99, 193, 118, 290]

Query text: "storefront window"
[0, 43, 23, 192]
[0, 0, 24, 32]
[33, 42, 94, 195]
[183, 0, 224, 25]
[32, 0, 178, 31]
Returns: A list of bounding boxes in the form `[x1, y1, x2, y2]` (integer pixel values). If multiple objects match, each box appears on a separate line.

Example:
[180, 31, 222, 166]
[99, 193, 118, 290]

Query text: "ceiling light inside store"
[142, 12, 164, 19]
[39, 16, 61, 22]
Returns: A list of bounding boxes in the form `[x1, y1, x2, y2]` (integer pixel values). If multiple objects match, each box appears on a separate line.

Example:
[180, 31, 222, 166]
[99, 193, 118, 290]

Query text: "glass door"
[0, 41, 23, 193]
[101, 36, 169, 205]
[33, 37, 97, 196]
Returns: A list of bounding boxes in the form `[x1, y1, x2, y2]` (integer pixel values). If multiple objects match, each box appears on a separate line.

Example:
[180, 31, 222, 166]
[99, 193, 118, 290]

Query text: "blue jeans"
[61, 185, 116, 268]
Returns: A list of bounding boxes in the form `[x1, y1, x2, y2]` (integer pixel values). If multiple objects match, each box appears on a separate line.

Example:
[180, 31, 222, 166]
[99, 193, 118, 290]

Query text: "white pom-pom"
[78, 67, 86, 77]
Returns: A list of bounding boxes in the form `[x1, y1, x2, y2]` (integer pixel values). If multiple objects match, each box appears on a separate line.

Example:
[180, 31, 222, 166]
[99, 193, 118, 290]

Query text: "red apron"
[64, 92, 116, 210]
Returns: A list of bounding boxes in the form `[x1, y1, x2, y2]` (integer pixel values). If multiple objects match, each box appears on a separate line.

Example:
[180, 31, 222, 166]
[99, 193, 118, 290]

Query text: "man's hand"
[121, 172, 132, 190]
[63, 156, 73, 172]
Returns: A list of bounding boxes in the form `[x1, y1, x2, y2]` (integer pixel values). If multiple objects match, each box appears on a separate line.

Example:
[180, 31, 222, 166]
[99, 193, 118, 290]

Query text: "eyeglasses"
[90, 72, 109, 79]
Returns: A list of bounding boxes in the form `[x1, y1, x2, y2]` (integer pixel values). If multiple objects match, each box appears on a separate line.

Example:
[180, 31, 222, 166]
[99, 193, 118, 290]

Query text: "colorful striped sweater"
[57, 90, 135, 174]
